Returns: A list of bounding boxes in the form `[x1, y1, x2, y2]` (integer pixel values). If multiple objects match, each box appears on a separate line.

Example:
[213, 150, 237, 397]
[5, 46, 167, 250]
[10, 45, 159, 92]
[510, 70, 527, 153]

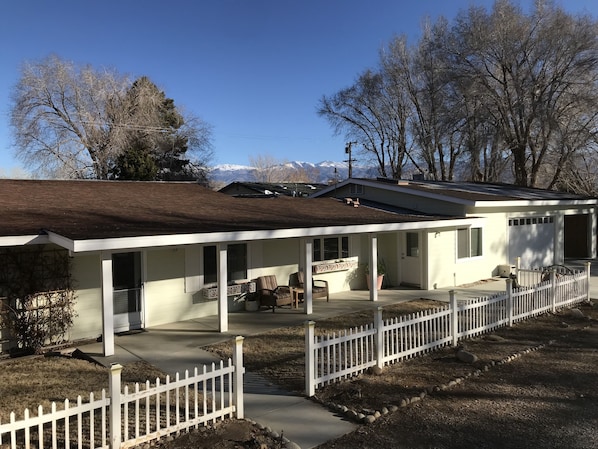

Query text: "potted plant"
[364, 260, 386, 290]
[244, 291, 260, 311]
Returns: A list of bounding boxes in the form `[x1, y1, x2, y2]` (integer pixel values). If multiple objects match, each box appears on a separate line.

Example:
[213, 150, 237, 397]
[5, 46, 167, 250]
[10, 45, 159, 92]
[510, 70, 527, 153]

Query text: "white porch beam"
[218, 244, 228, 332]
[369, 234, 378, 302]
[303, 239, 313, 315]
[100, 252, 115, 356]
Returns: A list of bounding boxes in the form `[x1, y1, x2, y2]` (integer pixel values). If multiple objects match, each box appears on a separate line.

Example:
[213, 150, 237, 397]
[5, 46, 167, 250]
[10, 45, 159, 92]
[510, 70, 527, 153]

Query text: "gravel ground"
[315, 301, 598, 449]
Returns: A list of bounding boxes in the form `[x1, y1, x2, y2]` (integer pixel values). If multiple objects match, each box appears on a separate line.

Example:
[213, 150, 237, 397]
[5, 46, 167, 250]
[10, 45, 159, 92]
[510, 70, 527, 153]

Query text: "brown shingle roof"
[0, 179, 448, 240]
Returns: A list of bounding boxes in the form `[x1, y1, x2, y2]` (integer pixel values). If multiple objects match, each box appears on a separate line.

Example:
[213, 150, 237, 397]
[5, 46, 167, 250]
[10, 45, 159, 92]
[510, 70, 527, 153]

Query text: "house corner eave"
[0, 234, 51, 247]
[46, 231, 76, 252]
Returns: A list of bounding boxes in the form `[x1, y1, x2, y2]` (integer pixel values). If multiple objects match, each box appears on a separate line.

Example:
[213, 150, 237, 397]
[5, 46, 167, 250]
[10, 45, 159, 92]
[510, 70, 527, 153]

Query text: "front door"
[401, 232, 421, 287]
[112, 252, 143, 333]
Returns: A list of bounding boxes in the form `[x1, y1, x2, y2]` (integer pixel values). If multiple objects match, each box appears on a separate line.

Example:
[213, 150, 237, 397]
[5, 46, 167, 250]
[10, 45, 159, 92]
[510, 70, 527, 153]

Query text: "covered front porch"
[80, 278, 512, 373]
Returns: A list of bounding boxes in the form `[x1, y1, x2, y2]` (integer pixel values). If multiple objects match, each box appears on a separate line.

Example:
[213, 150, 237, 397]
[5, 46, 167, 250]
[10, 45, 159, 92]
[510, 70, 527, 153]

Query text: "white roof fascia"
[0, 235, 50, 247]
[472, 199, 597, 208]
[50, 217, 484, 253]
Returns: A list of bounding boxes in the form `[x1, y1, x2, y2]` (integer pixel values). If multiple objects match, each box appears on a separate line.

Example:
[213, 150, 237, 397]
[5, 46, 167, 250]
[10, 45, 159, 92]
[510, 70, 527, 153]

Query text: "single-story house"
[1, 178, 594, 357]
[0, 179, 477, 357]
[313, 177, 597, 289]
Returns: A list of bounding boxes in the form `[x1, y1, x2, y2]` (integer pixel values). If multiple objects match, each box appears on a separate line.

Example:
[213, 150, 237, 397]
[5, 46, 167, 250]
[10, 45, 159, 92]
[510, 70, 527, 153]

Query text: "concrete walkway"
[79, 262, 597, 448]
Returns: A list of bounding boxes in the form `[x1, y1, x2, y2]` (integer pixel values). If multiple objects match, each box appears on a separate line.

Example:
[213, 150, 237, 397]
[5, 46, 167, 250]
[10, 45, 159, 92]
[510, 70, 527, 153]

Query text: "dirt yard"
[314, 301, 598, 449]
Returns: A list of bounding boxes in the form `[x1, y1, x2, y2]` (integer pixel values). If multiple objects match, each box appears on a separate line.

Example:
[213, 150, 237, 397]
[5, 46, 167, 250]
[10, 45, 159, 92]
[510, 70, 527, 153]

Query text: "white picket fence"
[0, 336, 245, 449]
[305, 264, 590, 396]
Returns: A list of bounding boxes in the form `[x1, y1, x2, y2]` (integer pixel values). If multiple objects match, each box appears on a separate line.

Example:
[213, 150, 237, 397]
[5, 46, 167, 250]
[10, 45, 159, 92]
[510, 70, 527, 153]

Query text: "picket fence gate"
[305, 264, 590, 396]
[0, 336, 245, 449]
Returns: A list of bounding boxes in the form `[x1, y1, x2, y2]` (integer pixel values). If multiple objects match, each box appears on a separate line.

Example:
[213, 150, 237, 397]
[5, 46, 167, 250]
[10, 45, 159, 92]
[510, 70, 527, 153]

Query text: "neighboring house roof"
[0, 179, 470, 251]
[219, 181, 327, 197]
[314, 178, 596, 206]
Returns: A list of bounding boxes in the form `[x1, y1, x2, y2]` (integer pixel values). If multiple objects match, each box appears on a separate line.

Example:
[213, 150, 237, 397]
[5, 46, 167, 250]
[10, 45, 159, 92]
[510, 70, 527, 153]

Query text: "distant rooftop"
[320, 178, 596, 204]
[219, 181, 327, 198]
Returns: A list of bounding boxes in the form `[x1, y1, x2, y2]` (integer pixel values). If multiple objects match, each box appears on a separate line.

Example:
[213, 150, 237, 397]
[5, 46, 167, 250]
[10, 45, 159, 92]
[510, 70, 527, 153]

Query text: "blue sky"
[1, 0, 596, 175]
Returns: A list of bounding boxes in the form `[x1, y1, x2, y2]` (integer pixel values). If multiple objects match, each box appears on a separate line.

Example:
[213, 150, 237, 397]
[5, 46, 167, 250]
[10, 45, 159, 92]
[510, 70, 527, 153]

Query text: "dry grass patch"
[0, 356, 167, 420]
[205, 299, 446, 391]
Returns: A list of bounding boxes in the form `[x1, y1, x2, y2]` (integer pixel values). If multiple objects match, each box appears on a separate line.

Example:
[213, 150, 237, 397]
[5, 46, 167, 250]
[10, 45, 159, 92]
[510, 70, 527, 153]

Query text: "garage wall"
[508, 216, 555, 268]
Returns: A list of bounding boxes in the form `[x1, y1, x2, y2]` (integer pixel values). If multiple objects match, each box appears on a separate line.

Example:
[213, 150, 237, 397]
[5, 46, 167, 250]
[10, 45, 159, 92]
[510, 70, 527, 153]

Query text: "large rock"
[456, 349, 478, 364]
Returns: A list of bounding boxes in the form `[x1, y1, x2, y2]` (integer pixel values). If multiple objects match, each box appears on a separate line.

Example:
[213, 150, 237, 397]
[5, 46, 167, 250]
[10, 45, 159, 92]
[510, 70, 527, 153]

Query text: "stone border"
[311, 305, 595, 425]
[312, 339, 559, 425]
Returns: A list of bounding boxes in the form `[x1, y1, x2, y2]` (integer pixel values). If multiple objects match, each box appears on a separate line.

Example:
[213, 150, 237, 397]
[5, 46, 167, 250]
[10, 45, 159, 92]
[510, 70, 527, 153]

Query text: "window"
[313, 236, 349, 261]
[112, 252, 141, 290]
[457, 227, 483, 259]
[203, 246, 217, 284]
[406, 232, 419, 257]
[470, 227, 482, 257]
[227, 243, 247, 281]
[203, 243, 248, 283]
[508, 216, 553, 226]
[350, 184, 364, 195]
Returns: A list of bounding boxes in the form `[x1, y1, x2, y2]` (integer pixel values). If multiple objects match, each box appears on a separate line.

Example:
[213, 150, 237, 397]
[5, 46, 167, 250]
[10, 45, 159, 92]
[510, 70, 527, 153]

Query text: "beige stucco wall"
[251, 239, 300, 285]
[70, 253, 103, 341]
[251, 237, 365, 293]
[145, 248, 217, 326]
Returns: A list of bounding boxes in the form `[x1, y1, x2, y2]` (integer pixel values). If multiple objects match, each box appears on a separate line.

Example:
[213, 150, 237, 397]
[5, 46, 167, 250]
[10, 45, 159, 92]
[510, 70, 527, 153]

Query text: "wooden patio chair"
[290, 271, 329, 302]
[255, 275, 293, 312]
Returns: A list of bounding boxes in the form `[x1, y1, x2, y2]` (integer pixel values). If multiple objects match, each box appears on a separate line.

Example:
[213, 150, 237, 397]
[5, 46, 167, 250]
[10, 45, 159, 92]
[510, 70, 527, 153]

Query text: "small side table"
[290, 287, 304, 308]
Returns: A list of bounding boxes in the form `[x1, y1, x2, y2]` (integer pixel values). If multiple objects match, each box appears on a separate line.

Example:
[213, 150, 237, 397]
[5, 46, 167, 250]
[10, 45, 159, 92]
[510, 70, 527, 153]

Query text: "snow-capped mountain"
[209, 160, 378, 184]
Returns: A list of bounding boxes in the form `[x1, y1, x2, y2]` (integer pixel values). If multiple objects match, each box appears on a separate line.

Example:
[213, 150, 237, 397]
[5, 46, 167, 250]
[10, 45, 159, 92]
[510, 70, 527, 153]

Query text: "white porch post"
[100, 252, 115, 357]
[303, 239, 313, 315]
[369, 234, 378, 302]
[218, 244, 228, 332]
[591, 208, 597, 259]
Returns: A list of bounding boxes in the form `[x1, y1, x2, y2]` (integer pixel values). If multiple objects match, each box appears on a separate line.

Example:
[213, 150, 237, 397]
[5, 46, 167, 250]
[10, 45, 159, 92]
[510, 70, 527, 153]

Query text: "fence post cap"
[110, 363, 123, 372]
[234, 335, 244, 343]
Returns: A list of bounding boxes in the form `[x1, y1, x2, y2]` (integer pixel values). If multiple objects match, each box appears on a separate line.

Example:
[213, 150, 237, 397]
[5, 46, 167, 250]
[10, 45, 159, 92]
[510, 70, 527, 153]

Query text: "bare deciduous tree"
[318, 69, 410, 179]
[10, 55, 213, 180]
[318, 0, 598, 192]
[449, 0, 598, 187]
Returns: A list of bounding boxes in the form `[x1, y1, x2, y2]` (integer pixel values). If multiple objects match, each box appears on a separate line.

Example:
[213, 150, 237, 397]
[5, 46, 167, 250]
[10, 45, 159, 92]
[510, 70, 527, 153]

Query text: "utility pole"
[344, 141, 357, 179]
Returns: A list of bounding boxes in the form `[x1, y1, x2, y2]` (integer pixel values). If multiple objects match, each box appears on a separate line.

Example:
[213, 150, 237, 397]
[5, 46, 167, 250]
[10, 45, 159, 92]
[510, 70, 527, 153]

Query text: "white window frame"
[313, 236, 350, 262]
[201, 242, 249, 286]
[456, 226, 483, 260]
